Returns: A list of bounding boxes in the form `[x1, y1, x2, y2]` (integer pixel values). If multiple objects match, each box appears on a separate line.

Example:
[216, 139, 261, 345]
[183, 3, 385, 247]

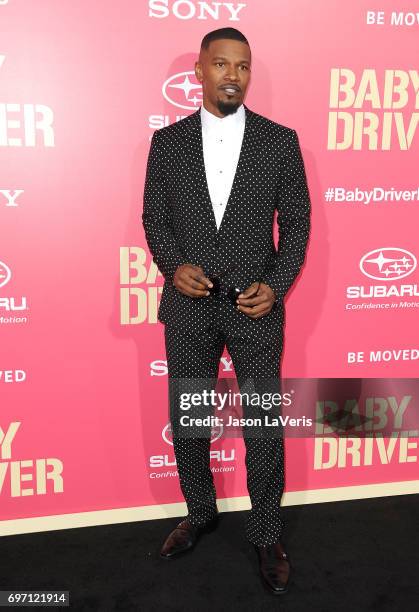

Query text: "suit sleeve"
[142, 130, 189, 282]
[261, 129, 311, 301]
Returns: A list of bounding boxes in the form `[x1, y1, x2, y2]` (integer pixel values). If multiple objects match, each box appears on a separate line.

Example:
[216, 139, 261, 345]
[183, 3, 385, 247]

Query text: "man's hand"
[236, 282, 276, 319]
[173, 264, 213, 298]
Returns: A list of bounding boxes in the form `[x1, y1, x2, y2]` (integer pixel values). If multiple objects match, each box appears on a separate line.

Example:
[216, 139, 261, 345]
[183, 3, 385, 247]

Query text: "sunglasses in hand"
[206, 264, 261, 306]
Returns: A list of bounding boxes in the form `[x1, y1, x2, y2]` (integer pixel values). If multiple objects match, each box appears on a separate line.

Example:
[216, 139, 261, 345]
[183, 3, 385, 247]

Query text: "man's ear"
[195, 61, 203, 83]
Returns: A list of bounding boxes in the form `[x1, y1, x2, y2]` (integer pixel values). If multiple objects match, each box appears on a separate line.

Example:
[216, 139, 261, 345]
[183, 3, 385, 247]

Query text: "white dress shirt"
[200, 103, 245, 230]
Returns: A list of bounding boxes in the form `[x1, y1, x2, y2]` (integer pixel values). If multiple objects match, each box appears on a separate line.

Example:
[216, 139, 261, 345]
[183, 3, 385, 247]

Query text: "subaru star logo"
[360, 248, 417, 281]
[0, 260, 12, 288]
[162, 71, 203, 110]
[162, 422, 223, 445]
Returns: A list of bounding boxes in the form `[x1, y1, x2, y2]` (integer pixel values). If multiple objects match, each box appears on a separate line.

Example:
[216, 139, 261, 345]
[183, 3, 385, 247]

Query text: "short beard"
[216, 98, 241, 116]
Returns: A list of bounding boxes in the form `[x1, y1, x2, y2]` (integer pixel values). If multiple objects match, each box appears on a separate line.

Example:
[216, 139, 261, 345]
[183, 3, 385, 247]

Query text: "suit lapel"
[217, 105, 262, 237]
[182, 104, 262, 238]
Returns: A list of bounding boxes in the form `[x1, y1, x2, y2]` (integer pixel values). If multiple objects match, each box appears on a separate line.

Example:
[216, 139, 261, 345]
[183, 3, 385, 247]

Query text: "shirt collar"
[200, 103, 245, 133]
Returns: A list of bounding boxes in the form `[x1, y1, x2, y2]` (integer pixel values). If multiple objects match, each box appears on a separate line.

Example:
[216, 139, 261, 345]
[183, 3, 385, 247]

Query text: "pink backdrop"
[1, 0, 418, 524]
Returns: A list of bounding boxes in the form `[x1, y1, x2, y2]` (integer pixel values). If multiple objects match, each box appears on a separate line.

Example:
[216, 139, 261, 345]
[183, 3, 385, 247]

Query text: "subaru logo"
[162, 71, 202, 110]
[162, 422, 223, 445]
[360, 248, 417, 281]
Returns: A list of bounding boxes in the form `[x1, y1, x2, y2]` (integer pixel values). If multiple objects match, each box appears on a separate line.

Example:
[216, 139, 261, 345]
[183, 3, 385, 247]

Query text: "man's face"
[195, 38, 251, 117]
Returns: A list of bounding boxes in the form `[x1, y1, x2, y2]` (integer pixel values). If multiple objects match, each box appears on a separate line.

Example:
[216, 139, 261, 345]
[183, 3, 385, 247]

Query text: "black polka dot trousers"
[164, 294, 285, 546]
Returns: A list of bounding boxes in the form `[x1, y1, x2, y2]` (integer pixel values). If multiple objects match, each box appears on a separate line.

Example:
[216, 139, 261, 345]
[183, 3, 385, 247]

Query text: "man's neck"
[202, 101, 243, 119]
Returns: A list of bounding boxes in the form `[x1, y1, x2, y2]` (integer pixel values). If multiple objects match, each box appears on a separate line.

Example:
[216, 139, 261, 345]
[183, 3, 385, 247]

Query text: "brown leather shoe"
[160, 514, 219, 560]
[255, 542, 290, 595]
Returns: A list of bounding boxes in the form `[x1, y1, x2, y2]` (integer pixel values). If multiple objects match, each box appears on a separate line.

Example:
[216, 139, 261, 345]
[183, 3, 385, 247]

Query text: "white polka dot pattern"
[164, 299, 285, 546]
[142, 104, 311, 337]
[142, 105, 311, 546]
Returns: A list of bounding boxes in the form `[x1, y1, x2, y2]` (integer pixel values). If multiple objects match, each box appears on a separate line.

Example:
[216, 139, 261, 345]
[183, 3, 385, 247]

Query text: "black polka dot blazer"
[142, 104, 311, 338]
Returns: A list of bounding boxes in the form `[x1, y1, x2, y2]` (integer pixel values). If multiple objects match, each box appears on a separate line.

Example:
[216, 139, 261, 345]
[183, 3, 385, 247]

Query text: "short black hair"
[200, 27, 250, 51]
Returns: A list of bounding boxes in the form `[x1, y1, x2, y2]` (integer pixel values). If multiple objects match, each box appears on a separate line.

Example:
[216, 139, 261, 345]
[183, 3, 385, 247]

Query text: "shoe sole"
[260, 574, 289, 595]
[160, 541, 195, 560]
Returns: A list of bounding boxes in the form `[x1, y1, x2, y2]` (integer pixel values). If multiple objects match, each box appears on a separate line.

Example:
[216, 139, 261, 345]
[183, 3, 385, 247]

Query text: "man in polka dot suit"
[142, 27, 311, 595]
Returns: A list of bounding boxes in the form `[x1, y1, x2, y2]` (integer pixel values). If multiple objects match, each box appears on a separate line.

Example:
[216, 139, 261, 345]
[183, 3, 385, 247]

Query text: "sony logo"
[149, 0, 246, 21]
[150, 356, 234, 376]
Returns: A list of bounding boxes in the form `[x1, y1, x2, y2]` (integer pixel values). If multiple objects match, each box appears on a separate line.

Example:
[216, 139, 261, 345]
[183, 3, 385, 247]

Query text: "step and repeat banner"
[1, 1, 418, 533]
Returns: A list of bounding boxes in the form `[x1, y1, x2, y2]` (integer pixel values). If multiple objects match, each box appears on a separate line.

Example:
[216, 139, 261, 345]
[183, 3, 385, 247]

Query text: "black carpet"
[1, 494, 418, 611]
